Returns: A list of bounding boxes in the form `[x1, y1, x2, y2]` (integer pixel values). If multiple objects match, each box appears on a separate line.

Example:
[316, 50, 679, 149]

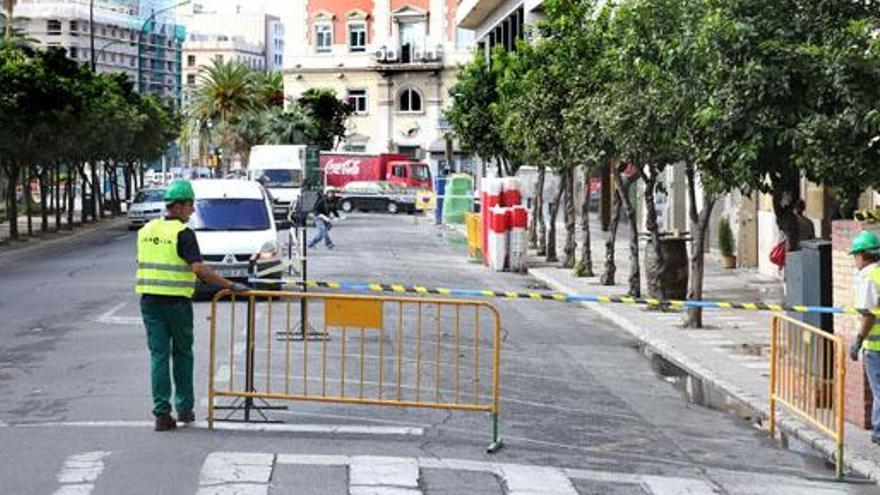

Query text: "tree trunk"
[772, 174, 801, 252]
[579, 168, 595, 277]
[124, 163, 132, 201]
[684, 162, 716, 329]
[39, 166, 49, 233]
[6, 163, 19, 240]
[80, 164, 91, 223]
[90, 161, 102, 219]
[54, 163, 62, 232]
[562, 167, 577, 269]
[546, 180, 564, 263]
[615, 165, 640, 297]
[66, 165, 75, 228]
[533, 164, 547, 255]
[600, 173, 622, 285]
[23, 167, 32, 237]
[641, 173, 664, 299]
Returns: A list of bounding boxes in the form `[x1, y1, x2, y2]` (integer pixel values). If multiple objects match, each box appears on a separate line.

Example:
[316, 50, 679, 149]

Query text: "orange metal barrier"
[769, 314, 845, 478]
[207, 289, 503, 452]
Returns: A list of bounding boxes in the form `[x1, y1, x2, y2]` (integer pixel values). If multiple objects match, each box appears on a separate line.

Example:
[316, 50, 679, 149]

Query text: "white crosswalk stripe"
[52, 451, 111, 495]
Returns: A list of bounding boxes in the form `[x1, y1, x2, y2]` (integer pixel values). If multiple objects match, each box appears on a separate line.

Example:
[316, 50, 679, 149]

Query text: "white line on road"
[12, 420, 423, 436]
[95, 302, 142, 325]
[53, 451, 110, 495]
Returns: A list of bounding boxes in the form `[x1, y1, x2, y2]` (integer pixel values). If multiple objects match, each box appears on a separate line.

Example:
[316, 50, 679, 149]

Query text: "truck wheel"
[341, 200, 354, 213]
[386, 201, 399, 214]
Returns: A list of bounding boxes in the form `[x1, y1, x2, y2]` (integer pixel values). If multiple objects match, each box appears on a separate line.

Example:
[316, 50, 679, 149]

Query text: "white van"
[248, 145, 307, 223]
[189, 179, 279, 291]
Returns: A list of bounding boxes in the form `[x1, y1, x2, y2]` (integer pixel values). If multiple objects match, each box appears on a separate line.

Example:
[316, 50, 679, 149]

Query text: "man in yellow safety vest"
[849, 230, 880, 445]
[136, 180, 248, 431]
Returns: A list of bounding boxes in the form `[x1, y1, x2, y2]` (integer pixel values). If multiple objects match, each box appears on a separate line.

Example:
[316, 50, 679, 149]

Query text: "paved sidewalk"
[0, 214, 126, 260]
[527, 223, 880, 481]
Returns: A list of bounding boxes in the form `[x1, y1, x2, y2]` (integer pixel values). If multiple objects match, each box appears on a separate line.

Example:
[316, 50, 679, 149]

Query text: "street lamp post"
[89, 0, 95, 72]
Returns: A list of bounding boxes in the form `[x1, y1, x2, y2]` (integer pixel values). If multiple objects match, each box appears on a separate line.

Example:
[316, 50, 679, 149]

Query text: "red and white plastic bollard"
[489, 206, 510, 272]
[482, 179, 503, 266]
[508, 206, 528, 272]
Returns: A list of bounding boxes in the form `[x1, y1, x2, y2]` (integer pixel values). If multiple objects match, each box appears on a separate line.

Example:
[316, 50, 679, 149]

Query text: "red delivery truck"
[320, 153, 432, 190]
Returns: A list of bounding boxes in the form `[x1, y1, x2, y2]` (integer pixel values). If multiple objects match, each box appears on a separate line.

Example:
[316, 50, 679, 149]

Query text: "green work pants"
[140, 298, 194, 417]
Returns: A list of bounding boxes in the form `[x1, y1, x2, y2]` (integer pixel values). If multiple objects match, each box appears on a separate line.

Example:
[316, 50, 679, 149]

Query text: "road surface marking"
[53, 451, 110, 495]
[497, 464, 578, 494]
[268, 454, 717, 494]
[12, 420, 423, 435]
[349, 456, 421, 494]
[197, 452, 274, 495]
[95, 302, 142, 325]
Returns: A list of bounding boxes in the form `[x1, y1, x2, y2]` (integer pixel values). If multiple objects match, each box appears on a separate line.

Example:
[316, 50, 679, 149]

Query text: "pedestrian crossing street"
[53, 450, 720, 495]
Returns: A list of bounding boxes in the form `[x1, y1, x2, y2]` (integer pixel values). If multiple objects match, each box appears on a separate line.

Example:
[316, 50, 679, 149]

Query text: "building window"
[347, 89, 367, 114]
[187, 54, 196, 67]
[187, 74, 196, 85]
[130, 56, 136, 66]
[69, 21, 78, 34]
[215, 54, 224, 63]
[110, 53, 116, 63]
[69, 47, 78, 59]
[315, 24, 332, 53]
[47, 20, 62, 35]
[398, 88, 422, 113]
[348, 22, 366, 52]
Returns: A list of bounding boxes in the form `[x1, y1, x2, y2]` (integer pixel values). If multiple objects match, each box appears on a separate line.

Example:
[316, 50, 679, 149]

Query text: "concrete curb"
[0, 217, 127, 262]
[528, 267, 880, 482]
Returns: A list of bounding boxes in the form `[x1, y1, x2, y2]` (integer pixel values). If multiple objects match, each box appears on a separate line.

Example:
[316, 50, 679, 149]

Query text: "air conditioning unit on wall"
[413, 48, 424, 62]
[373, 46, 387, 62]
[385, 48, 398, 61]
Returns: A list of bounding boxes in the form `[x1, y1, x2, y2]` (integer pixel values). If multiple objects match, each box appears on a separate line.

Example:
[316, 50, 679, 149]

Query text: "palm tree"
[265, 107, 311, 145]
[188, 59, 257, 172]
[252, 71, 284, 108]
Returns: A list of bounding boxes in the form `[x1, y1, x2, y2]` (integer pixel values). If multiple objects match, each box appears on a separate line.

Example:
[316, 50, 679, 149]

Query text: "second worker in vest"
[136, 180, 249, 431]
[849, 230, 880, 445]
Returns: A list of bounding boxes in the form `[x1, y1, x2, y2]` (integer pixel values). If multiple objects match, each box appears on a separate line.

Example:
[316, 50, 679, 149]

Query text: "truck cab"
[386, 159, 432, 190]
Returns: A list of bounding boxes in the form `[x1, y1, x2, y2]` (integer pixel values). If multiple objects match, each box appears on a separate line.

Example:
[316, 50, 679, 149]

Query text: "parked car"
[338, 181, 418, 214]
[189, 179, 281, 295]
[127, 188, 165, 230]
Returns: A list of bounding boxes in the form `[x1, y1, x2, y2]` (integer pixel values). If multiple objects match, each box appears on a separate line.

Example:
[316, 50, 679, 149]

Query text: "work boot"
[154, 413, 177, 432]
[177, 411, 195, 424]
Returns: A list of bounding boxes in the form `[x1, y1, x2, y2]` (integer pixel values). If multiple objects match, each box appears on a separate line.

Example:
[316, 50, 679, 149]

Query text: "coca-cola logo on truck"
[324, 158, 361, 176]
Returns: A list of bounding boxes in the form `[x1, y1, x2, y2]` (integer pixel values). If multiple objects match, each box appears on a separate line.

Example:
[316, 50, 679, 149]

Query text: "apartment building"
[282, 0, 474, 171]
[15, 0, 184, 107]
[179, 5, 285, 70]
[181, 34, 266, 107]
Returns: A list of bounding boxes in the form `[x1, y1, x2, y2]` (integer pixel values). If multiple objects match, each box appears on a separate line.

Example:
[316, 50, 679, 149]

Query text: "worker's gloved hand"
[850, 338, 864, 362]
[230, 282, 250, 293]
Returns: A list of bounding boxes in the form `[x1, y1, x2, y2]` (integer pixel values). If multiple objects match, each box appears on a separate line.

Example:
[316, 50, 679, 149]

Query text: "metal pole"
[89, 0, 95, 72]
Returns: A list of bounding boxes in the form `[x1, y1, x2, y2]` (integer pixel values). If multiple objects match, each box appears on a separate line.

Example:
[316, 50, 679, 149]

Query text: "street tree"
[296, 88, 353, 150]
[694, 0, 880, 252]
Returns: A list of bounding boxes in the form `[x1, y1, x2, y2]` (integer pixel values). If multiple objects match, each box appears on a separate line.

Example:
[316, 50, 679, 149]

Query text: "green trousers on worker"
[140, 299, 194, 417]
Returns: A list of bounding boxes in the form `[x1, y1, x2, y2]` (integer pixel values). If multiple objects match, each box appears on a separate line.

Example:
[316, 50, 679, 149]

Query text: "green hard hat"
[164, 180, 195, 203]
[850, 230, 880, 255]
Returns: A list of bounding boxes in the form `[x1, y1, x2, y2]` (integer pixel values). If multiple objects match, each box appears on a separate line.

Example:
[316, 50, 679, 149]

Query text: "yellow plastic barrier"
[208, 289, 503, 452]
[769, 314, 845, 478]
[465, 213, 482, 260]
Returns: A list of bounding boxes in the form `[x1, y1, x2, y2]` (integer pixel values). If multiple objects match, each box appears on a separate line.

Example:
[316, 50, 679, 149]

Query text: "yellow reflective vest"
[136, 219, 196, 298]
[863, 266, 880, 352]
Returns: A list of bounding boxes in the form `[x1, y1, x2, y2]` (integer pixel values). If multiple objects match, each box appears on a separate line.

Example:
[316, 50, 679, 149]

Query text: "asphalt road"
[0, 214, 872, 494]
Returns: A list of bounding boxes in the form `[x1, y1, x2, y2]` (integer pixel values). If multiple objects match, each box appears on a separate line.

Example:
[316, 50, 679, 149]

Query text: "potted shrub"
[719, 217, 736, 269]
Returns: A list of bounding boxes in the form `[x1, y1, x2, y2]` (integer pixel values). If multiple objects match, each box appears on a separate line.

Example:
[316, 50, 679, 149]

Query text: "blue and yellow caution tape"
[245, 277, 880, 316]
